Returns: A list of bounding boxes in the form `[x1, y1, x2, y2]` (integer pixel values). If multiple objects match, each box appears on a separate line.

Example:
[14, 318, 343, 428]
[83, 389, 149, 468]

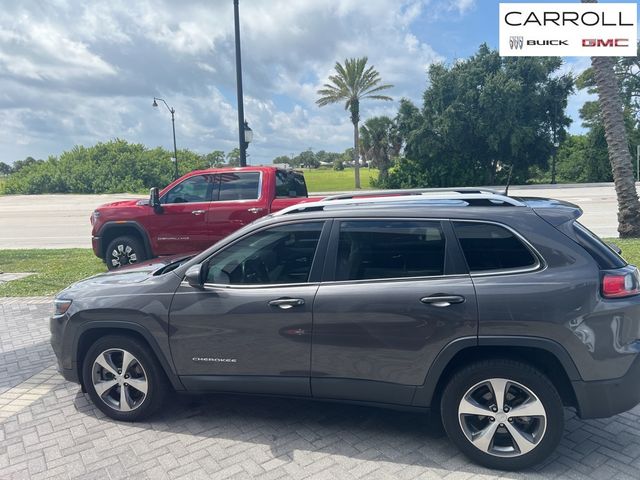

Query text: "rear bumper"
[573, 352, 640, 419]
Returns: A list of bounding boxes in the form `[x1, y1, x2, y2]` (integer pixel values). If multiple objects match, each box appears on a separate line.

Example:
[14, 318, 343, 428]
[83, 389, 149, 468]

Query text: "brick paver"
[1, 298, 640, 479]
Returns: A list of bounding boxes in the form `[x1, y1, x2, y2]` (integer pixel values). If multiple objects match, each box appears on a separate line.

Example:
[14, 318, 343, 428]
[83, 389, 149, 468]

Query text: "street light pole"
[233, 0, 247, 167]
[153, 97, 179, 180]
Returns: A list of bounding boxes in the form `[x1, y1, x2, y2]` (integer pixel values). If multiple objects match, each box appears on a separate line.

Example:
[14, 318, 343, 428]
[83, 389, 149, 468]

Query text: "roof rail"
[321, 187, 501, 201]
[276, 191, 525, 216]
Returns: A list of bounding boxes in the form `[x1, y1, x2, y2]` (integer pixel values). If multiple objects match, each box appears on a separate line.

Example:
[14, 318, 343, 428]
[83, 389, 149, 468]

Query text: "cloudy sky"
[0, 0, 632, 165]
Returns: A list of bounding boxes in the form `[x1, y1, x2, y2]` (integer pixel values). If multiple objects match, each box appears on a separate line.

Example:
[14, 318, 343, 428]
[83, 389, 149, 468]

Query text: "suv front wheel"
[82, 335, 168, 421]
[441, 359, 563, 470]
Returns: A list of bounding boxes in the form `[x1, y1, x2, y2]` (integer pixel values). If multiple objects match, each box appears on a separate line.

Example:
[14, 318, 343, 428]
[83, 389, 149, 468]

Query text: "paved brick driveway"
[1, 298, 640, 479]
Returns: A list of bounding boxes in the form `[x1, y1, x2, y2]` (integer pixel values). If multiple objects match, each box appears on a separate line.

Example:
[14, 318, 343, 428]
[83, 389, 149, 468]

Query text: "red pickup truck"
[91, 166, 318, 269]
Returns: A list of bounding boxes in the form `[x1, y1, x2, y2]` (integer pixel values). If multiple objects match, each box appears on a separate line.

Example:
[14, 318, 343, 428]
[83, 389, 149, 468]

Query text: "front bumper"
[91, 236, 102, 259]
[50, 314, 80, 385]
[573, 352, 640, 419]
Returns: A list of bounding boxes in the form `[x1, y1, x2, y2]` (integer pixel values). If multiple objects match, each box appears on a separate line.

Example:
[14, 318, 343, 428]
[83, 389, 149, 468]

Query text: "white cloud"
[0, 0, 443, 165]
[447, 0, 476, 15]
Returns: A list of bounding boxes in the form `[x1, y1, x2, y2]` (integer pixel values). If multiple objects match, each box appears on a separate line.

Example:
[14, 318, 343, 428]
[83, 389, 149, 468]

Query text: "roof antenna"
[503, 164, 514, 196]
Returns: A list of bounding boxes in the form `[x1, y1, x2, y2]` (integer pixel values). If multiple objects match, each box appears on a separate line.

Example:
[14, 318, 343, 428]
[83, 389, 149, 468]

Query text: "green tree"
[272, 155, 293, 167]
[12, 156, 43, 172]
[205, 150, 225, 168]
[226, 148, 241, 167]
[385, 44, 573, 188]
[316, 57, 393, 188]
[295, 149, 319, 169]
[360, 116, 395, 183]
[0, 162, 11, 175]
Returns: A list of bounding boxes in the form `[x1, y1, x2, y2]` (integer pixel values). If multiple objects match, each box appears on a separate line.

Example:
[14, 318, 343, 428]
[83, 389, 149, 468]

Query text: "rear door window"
[453, 222, 539, 273]
[335, 220, 446, 281]
[216, 172, 261, 201]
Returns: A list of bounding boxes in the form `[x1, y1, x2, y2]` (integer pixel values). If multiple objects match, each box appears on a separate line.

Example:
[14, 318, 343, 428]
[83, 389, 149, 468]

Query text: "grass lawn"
[302, 168, 379, 192]
[0, 249, 105, 297]
[605, 238, 640, 265]
[0, 238, 638, 297]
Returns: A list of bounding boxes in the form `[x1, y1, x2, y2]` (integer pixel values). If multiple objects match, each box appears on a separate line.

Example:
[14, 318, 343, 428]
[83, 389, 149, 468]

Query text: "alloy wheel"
[458, 378, 547, 457]
[91, 349, 148, 412]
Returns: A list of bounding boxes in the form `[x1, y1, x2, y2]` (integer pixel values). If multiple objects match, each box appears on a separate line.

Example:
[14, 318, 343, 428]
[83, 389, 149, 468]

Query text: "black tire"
[105, 235, 146, 270]
[82, 335, 168, 422]
[441, 359, 563, 471]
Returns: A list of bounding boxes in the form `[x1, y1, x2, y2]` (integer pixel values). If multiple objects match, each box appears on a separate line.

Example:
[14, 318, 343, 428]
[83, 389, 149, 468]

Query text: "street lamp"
[243, 121, 253, 150]
[153, 97, 179, 180]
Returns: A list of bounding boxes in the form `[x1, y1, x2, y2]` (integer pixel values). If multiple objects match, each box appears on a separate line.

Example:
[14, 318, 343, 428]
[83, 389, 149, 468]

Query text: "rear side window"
[573, 222, 626, 269]
[453, 222, 538, 273]
[217, 172, 260, 201]
[336, 220, 446, 281]
[276, 170, 308, 198]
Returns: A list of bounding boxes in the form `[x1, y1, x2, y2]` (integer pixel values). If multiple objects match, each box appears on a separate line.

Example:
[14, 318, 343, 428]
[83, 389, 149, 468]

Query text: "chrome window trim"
[451, 219, 545, 277]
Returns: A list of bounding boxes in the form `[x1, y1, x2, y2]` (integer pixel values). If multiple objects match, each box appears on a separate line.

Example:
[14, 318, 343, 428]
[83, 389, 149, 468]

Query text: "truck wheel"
[82, 335, 168, 422]
[106, 236, 146, 270]
[440, 359, 563, 470]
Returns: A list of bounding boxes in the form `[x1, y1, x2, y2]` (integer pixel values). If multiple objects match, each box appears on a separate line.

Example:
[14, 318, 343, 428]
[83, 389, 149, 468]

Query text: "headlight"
[53, 299, 72, 316]
[91, 210, 100, 225]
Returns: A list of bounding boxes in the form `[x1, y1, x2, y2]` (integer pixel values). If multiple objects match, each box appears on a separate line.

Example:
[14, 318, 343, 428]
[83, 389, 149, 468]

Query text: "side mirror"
[608, 242, 622, 255]
[185, 264, 204, 288]
[149, 187, 162, 213]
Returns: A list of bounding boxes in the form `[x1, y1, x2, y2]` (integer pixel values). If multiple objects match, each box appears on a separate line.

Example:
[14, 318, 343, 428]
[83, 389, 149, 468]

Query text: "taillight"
[602, 268, 640, 298]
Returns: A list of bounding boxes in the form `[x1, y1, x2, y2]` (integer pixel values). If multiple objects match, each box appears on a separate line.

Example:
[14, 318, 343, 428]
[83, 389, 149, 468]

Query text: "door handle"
[191, 210, 205, 215]
[420, 295, 465, 307]
[248, 207, 264, 214]
[268, 298, 305, 309]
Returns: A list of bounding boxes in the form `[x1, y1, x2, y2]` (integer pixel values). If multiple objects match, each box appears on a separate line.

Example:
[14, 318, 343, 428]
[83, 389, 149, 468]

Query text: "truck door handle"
[268, 298, 305, 309]
[191, 210, 205, 215]
[420, 295, 465, 307]
[248, 207, 264, 214]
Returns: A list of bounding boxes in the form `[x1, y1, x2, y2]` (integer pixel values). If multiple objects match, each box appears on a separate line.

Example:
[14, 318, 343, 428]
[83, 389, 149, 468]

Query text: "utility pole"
[636, 145, 639, 183]
[233, 0, 247, 167]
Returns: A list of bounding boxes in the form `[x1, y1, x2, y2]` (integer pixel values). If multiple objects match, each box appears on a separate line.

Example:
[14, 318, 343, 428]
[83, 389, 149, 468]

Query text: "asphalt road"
[0, 184, 625, 250]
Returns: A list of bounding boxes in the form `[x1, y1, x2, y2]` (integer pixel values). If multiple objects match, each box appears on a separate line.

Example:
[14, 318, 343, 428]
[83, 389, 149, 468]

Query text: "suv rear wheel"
[441, 359, 563, 470]
[82, 335, 168, 421]
[105, 235, 146, 270]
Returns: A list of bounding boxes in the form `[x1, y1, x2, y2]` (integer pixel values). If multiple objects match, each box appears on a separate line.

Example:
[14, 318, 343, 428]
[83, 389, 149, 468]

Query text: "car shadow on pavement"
[70, 388, 583, 476]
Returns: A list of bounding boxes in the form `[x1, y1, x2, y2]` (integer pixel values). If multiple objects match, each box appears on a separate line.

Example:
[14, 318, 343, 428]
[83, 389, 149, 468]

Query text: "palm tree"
[360, 116, 394, 183]
[317, 57, 393, 189]
[582, 0, 640, 236]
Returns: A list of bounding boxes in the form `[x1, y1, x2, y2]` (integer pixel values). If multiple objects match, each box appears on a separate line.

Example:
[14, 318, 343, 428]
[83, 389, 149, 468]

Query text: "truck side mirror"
[149, 187, 162, 213]
[185, 264, 204, 288]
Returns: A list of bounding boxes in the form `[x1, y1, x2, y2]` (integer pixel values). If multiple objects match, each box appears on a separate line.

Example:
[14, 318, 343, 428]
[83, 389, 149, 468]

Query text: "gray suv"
[50, 189, 640, 470]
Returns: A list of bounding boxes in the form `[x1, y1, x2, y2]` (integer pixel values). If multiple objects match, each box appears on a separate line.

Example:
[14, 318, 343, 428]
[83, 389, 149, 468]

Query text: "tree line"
[0, 143, 241, 194]
[323, 45, 639, 190]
